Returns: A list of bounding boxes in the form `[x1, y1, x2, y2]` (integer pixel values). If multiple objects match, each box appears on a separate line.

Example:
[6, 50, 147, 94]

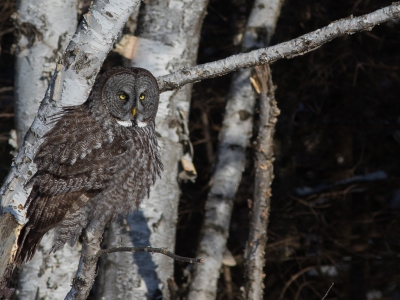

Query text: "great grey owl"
[15, 67, 163, 265]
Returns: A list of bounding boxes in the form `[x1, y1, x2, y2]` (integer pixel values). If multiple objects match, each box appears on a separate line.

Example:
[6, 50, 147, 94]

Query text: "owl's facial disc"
[103, 73, 137, 126]
[102, 69, 159, 128]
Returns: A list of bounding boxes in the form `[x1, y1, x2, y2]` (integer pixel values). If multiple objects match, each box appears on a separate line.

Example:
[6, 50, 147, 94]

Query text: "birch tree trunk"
[13, 1, 79, 298]
[14, 0, 77, 147]
[0, 0, 140, 294]
[188, 1, 283, 299]
[98, 1, 209, 299]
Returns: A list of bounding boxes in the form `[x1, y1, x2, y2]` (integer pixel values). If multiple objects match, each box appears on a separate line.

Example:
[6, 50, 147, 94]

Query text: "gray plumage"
[16, 67, 163, 264]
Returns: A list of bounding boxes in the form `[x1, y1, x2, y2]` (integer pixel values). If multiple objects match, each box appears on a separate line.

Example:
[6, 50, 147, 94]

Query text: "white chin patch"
[137, 121, 147, 128]
[116, 120, 133, 127]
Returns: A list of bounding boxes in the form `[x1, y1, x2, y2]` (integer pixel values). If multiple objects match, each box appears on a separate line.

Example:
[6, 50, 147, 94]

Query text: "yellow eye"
[139, 94, 145, 101]
[119, 93, 128, 100]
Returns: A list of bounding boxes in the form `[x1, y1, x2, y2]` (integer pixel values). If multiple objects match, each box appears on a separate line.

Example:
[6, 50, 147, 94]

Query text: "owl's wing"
[16, 106, 124, 264]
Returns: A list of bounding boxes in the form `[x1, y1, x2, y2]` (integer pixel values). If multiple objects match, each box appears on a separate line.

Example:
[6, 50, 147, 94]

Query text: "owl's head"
[100, 67, 159, 128]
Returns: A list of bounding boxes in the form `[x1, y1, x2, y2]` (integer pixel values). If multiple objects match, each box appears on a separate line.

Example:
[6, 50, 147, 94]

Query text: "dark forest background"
[1, 0, 400, 299]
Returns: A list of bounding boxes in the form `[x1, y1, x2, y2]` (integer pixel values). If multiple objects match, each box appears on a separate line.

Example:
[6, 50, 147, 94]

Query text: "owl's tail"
[13, 191, 88, 267]
[13, 192, 58, 267]
[14, 225, 46, 267]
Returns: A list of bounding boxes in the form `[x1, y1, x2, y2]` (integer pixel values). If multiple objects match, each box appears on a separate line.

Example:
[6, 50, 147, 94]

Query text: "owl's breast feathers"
[15, 105, 162, 265]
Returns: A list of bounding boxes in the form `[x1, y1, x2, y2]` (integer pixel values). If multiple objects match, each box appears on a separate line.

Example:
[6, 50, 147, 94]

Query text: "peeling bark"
[99, 1, 209, 299]
[188, 1, 283, 299]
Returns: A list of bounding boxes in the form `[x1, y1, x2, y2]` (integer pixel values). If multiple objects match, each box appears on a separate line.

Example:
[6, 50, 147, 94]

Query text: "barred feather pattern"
[15, 67, 163, 265]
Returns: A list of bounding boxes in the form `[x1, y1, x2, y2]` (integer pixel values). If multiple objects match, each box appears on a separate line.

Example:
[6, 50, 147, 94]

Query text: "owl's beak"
[132, 107, 137, 117]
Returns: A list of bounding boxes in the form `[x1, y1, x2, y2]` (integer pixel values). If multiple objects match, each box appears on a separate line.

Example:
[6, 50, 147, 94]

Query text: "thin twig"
[278, 266, 316, 300]
[157, 3, 400, 92]
[0, 113, 14, 118]
[0, 87, 13, 93]
[296, 170, 387, 196]
[321, 283, 334, 300]
[98, 246, 204, 264]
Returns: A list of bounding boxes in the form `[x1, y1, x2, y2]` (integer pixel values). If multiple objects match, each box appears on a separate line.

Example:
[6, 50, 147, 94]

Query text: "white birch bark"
[14, 0, 78, 147]
[99, 1, 209, 299]
[13, 1, 79, 298]
[188, 1, 284, 299]
[0, 0, 140, 293]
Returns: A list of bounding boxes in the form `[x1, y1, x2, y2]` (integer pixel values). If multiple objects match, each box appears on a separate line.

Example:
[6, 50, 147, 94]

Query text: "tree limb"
[244, 64, 279, 299]
[157, 3, 400, 92]
[98, 246, 204, 264]
[66, 228, 203, 300]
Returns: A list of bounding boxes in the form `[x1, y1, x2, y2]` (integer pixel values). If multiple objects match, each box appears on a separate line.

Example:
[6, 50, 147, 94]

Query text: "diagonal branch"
[157, 3, 400, 92]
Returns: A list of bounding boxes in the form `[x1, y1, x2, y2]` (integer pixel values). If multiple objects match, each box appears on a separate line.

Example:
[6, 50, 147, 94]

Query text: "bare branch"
[296, 170, 387, 196]
[321, 283, 335, 300]
[278, 266, 317, 300]
[67, 227, 206, 300]
[0, 87, 13, 94]
[244, 64, 279, 299]
[98, 246, 204, 264]
[157, 3, 400, 93]
[66, 231, 203, 300]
